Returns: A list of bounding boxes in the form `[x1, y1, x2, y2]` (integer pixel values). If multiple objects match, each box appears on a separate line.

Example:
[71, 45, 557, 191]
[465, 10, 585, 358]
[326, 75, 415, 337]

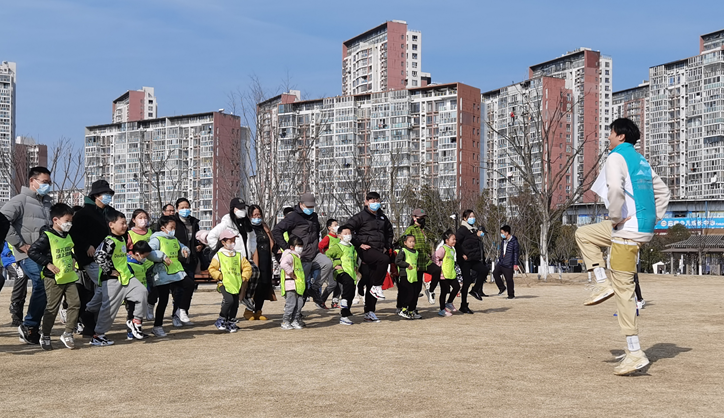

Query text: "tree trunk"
[539, 218, 550, 281]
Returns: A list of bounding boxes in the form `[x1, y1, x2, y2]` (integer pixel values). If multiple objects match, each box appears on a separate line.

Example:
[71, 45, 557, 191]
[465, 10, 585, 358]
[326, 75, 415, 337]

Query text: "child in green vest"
[395, 234, 419, 320]
[279, 235, 306, 330]
[28, 203, 79, 350]
[319, 218, 341, 308]
[125, 240, 154, 340]
[326, 225, 359, 325]
[434, 230, 461, 317]
[126, 208, 155, 322]
[209, 229, 252, 333]
[91, 210, 149, 346]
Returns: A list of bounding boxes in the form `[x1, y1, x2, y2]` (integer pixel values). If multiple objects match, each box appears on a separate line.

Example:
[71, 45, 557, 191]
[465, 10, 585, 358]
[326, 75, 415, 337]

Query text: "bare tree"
[402, 184, 461, 244]
[47, 137, 85, 203]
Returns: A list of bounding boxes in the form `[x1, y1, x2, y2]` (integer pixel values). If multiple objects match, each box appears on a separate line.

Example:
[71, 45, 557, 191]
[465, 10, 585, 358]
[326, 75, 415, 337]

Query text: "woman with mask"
[248, 204, 275, 320]
[207, 198, 258, 318]
[454, 210, 491, 314]
[170, 198, 200, 326]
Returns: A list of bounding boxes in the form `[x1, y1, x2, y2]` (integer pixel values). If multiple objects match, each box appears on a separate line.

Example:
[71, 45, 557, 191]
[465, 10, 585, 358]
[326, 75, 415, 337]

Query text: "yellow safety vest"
[108, 236, 134, 286]
[128, 229, 152, 245]
[128, 258, 154, 286]
[157, 236, 184, 275]
[44, 231, 78, 284]
[402, 248, 418, 283]
[442, 245, 457, 280]
[280, 252, 305, 297]
[218, 251, 244, 295]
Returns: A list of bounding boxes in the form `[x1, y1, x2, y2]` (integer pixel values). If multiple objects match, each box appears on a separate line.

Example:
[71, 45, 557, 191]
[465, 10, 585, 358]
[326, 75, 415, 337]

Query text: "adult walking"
[347, 192, 394, 322]
[455, 210, 492, 311]
[271, 193, 331, 309]
[249, 204, 275, 320]
[402, 208, 441, 308]
[493, 225, 519, 299]
[208, 198, 258, 318]
[170, 197, 201, 324]
[70, 179, 116, 337]
[1, 166, 53, 343]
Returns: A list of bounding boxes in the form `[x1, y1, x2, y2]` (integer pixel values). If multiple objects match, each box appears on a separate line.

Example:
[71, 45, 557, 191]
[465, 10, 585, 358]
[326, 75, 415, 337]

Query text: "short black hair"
[610, 118, 640, 145]
[501, 225, 511, 234]
[287, 234, 304, 248]
[366, 192, 380, 200]
[175, 197, 190, 208]
[50, 203, 73, 219]
[28, 166, 51, 180]
[442, 229, 455, 242]
[131, 240, 152, 255]
[326, 218, 338, 229]
[338, 224, 353, 234]
[162, 203, 174, 211]
[105, 209, 126, 224]
[283, 207, 294, 216]
[462, 209, 474, 219]
[158, 215, 176, 229]
[404, 234, 415, 242]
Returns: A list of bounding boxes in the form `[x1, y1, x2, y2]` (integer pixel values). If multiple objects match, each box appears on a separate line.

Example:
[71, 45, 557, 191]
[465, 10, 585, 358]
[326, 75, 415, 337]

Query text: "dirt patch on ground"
[1, 274, 722, 417]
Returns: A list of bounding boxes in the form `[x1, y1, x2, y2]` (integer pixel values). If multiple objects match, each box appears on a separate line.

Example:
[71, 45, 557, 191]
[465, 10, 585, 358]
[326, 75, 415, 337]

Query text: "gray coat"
[0, 186, 53, 261]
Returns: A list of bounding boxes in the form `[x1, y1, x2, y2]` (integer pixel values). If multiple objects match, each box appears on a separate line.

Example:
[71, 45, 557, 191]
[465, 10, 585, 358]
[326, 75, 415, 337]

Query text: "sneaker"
[280, 321, 293, 330]
[423, 286, 431, 301]
[364, 312, 380, 323]
[445, 303, 457, 313]
[177, 309, 191, 323]
[584, 282, 615, 306]
[89, 334, 114, 347]
[315, 302, 328, 310]
[412, 310, 422, 319]
[172, 315, 183, 328]
[227, 322, 239, 333]
[370, 286, 385, 300]
[146, 304, 155, 321]
[214, 317, 227, 331]
[297, 318, 307, 328]
[59, 308, 68, 324]
[470, 290, 483, 301]
[330, 301, 340, 309]
[127, 319, 144, 340]
[291, 320, 303, 330]
[397, 308, 409, 319]
[75, 322, 85, 335]
[428, 292, 436, 305]
[613, 350, 650, 376]
[460, 305, 475, 314]
[126, 331, 135, 341]
[60, 332, 75, 349]
[636, 300, 645, 310]
[339, 316, 354, 326]
[438, 309, 452, 317]
[151, 326, 167, 337]
[18, 324, 39, 345]
[40, 335, 53, 351]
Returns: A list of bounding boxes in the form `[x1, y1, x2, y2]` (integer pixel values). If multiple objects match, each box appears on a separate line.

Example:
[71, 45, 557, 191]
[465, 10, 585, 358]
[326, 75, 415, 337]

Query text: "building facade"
[13, 136, 48, 194]
[612, 81, 648, 155]
[85, 111, 242, 229]
[113, 87, 157, 123]
[0, 61, 17, 201]
[342, 20, 428, 96]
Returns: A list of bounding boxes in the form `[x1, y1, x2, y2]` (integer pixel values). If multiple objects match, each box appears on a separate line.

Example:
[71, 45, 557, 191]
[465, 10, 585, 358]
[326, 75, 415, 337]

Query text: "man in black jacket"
[493, 224, 519, 299]
[272, 193, 332, 308]
[346, 192, 393, 322]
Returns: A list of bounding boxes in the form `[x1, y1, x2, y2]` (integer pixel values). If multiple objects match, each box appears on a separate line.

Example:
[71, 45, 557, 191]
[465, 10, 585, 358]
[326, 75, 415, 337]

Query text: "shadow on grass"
[511, 295, 539, 299]
[482, 307, 511, 314]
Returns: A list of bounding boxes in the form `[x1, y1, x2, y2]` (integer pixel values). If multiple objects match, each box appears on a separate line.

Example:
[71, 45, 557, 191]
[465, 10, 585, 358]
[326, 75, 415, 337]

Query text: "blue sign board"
[655, 218, 724, 230]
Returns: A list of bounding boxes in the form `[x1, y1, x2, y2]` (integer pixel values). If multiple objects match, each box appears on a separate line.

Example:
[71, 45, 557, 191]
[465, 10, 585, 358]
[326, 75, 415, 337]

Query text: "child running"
[318, 218, 341, 308]
[91, 210, 149, 346]
[279, 235, 306, 330]
[27, 203, 79, 350]
[434, 230, 461, 317]
[208, 229, 252, 333]
[395, 234, 420, 320]
[148, 216, 190, 337]
[125, 241, 154, 340]
[325, 225, 359, 325]
[126, 209, 154, 322]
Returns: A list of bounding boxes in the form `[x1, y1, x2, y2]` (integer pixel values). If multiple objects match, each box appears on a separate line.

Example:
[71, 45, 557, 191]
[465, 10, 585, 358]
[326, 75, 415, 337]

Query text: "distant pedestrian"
[493, 225, 519, 299]
[455, 209, 490, 313]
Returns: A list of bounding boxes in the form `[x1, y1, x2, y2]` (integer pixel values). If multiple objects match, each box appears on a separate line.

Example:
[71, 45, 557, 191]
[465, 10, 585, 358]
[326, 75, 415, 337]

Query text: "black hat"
[230, 197, 247, 211]
[89, 179, 114, 197]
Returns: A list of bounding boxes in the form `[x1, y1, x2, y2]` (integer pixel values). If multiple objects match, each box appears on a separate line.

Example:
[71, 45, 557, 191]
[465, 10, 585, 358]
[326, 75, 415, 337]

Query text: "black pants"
[254, 280, 271, 313]
[171, 273, 196, 313]
[634, 273, 642, 301]
[359, 248, 389, 313]
[219, 285, 239, 320]
[154, 283, 188, 327]
[460, 260, 490, 305]
[492, 264, 514, 297]
[397, 273, 415, 310]
[439, 279, 461, 310]
[337, 272, 355, 317]
[9, 265, 28, 322]
[420, 263, 441, 293]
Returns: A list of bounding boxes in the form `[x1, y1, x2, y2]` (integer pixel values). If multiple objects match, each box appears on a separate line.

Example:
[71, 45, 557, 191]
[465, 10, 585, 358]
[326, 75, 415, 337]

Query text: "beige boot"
[243, 308, 255, 320]
[253, 310, 268, 321]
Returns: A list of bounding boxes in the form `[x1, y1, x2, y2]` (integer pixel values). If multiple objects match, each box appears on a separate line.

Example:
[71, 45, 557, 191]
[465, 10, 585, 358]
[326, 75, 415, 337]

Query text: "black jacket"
[271, 204, 320, 262]
[69, 197, 113, 267]
[28, 225, 74, 280]
[347, 207, 394, 252]
[498, 235, 520, 268]
[455, 224, 484, 263]
[173, 214, 200, 268]
[0, 213, 9, 247]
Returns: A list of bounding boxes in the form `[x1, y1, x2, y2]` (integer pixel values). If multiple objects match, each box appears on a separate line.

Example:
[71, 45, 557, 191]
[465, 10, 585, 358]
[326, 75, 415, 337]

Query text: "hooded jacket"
[0, 186, 53, 262]
[69, 196, 114, 267]
[271, 204, 321, 262]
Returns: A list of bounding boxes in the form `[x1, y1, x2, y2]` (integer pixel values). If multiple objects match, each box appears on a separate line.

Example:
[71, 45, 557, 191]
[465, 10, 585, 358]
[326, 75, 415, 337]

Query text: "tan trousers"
[575, 221, 639, 336]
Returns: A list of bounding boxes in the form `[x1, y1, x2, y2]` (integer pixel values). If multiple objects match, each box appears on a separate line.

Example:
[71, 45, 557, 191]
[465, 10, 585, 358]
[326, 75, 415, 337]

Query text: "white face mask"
[332, 225, 339, 234]
[294, 246, 304, 254]
[224, 242, 235, 251]
[341, 234, 352, 244]
[136, 219, 148, 228]
[235, 209, 246, 219]
[60, 222, 73, 232]
[166, 229, 176, 237]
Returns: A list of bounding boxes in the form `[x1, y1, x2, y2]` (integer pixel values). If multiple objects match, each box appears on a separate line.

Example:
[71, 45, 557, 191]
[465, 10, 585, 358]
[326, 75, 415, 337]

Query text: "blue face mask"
[467, 217, 475, 225]
[179, 208, 191, 218]
[251, 217, 262, 225]
[501, 233, 506, 239]
[480, 232, 485, 237]
[100, 194, 112, 205]
[36, 183, 51, 196]
[369, 202, 381, 211]
[302, 207, 314, 216]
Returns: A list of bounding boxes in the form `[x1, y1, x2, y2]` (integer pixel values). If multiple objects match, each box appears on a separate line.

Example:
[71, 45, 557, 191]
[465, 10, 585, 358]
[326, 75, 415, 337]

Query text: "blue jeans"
[20, 258, 46, 328]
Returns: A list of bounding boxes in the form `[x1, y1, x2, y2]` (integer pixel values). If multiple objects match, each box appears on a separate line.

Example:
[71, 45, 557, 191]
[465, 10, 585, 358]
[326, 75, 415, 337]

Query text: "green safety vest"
[328, 234, 340, 249]
[402, 248, 418, 283]
[218, 251, 244, 295]
[333, 243, 358, 283]
[283, 231, 289, 243]
[442, 245, 457, 280]
[157, 236, 184, 275]
[43, 231, 78, 284]
[108, 236, 134, 286]
[128, 229, 152, 245]
[281, 252, 305, 297]
[128, 258, 154, 286]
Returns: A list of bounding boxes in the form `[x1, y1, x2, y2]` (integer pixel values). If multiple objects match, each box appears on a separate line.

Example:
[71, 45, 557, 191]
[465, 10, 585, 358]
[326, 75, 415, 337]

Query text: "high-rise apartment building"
[645, 29, 724, 200]
[0, 61, 17, 201]
[85, 111, 242, 229]
[613, 81, 649, 154]
[342, 20, 429, 96]
[13, 136, 48, 194]
[483, 48, 611, 207]
[112, 87, 157, 123]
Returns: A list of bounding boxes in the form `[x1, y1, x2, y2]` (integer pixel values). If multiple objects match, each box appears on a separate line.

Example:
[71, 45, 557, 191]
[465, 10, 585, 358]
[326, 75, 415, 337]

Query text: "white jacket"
[208, 214, 257, 259]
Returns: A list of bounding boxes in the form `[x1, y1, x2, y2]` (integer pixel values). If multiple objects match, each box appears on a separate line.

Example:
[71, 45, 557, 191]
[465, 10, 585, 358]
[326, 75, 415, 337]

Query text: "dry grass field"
[0, 273, 722, 418]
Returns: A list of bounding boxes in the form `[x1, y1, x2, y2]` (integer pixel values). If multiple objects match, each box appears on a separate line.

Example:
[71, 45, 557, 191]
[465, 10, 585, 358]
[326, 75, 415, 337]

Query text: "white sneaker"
[364, 312, 380, 322]
[177, 309, 191, 323]
[291, 320, 303, 330]
[339, 316, 353, 326]
[637, 300, 645, 310]
[151, 326, 167, 337]
[172, 315, 183, 328]
[146, 304, 155, 321]
[280, 321, 293, 330]
[428, 291, 436, 305]
[370, 286, 385, 300]
[127, 320, 144, 340]
[59, 308, 67, 324]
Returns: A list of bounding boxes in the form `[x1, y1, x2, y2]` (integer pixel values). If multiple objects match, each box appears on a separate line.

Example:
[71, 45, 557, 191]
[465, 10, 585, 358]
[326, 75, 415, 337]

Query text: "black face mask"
[417, 217, 426, 228]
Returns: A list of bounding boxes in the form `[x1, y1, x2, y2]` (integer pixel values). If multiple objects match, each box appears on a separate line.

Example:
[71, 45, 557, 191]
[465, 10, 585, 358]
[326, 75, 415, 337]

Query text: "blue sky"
[1, 0, 722, 149]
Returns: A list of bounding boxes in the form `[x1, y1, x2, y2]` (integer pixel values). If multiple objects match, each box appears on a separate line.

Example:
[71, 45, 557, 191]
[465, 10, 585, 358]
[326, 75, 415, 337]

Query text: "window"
[605, 78, 610, 83]
[148, 113, 153, 117]
[412, 71, 417, 76]
[605, 62, 610, 68]
[605, 70, 609, 75]
[412, 44, 418, 51]
[412, 35, 418, 41]
[401, 44, 404, 49]
[412, 80, 418, 86]
[412, 62, 418, 68]
[149, 99, 154, 104]
[412, 53, 418, 59]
